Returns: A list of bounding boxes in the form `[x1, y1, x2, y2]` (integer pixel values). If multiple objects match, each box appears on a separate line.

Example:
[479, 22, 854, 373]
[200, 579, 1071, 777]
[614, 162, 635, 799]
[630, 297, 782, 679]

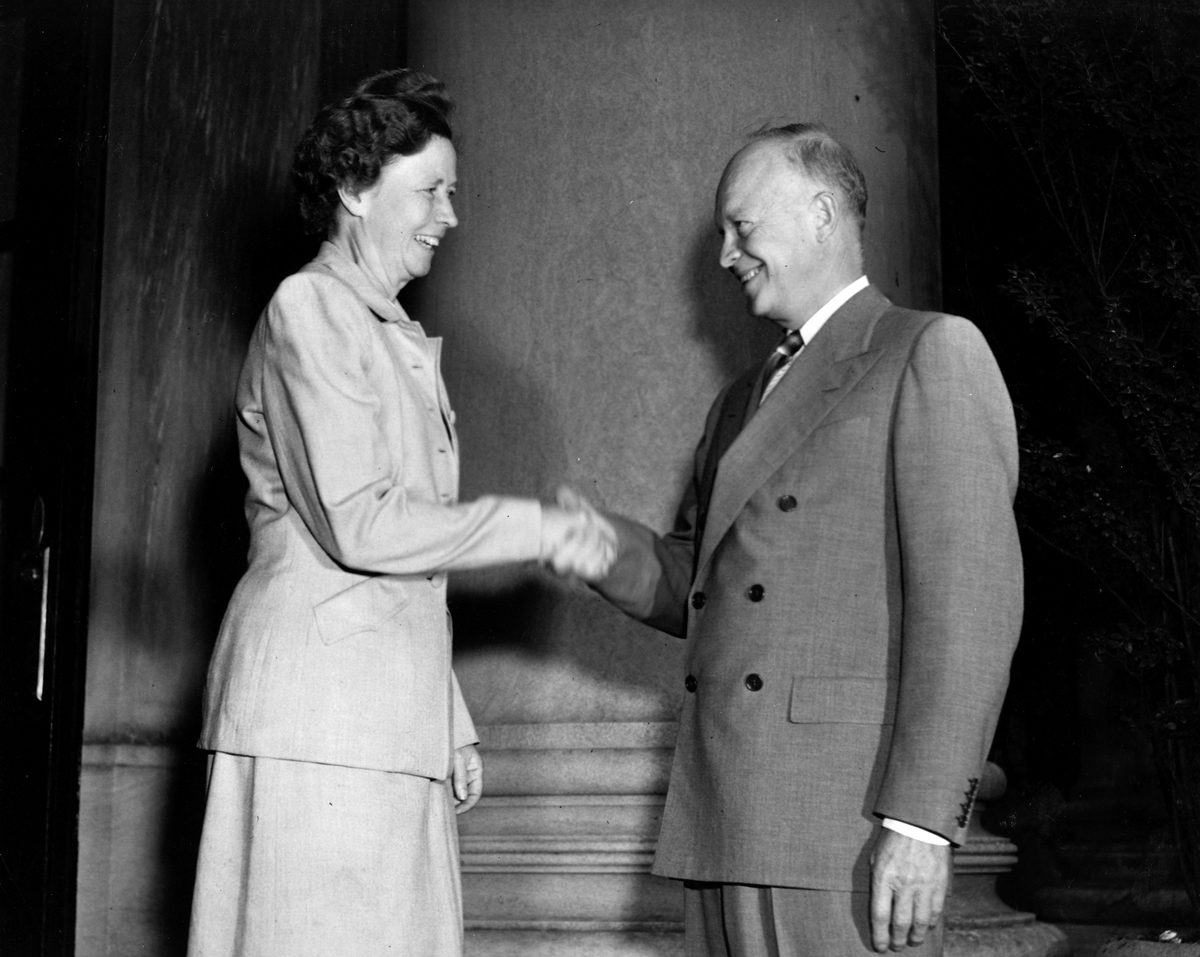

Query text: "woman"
[187, 69, 611, 957]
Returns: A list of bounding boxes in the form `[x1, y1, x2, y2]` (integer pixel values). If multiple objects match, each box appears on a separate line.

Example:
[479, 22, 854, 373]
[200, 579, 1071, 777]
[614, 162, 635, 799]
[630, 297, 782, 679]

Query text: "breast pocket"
[808, 414, 871, 458]
[312, 575, 410, 646]
[788, 676, 893, 725]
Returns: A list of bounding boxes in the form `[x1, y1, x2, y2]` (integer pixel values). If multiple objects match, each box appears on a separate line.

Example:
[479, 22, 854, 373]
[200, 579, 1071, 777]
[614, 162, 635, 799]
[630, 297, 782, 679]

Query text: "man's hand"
[539, 488, 618, 580]
[869, 828, 950, 952]
[452, 744, 483, 815]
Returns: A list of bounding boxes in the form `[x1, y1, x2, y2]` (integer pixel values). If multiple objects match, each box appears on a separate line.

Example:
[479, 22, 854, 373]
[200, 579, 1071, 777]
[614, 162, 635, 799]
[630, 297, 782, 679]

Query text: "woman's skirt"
[187, 752, 462, 957]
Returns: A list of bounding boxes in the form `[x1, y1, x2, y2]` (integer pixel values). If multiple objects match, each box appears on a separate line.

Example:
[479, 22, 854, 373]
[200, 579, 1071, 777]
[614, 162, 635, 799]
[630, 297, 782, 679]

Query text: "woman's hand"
[540, 489, 618, 580]
[453, 744, 483, 815]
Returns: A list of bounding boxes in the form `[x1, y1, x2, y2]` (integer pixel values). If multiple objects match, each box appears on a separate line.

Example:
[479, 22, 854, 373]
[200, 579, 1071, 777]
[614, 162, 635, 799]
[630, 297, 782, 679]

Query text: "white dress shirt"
[761, 275, 870, 403]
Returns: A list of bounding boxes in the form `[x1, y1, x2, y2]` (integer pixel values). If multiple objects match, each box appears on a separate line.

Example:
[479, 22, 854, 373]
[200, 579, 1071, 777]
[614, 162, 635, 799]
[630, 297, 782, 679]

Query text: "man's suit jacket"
[199, 241, 542, 780]
[596, 285, 1023, 891]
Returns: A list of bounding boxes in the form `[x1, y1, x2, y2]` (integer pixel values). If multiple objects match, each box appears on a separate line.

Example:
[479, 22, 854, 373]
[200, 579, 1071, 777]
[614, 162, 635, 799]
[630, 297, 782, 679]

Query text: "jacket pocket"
[312, 576, 410, 646]
[812, 413, 870, 435]
[788, 676, 893, 725]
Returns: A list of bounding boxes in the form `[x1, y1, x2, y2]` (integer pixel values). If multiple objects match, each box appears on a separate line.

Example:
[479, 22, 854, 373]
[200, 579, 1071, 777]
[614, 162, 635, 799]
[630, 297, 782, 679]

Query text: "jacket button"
[777, 494, 798, 512]
[691, 592, 706, 609]
[685, 675, 698, 693]
[747, 584, 765, 602]
[745, 673, 763, 692]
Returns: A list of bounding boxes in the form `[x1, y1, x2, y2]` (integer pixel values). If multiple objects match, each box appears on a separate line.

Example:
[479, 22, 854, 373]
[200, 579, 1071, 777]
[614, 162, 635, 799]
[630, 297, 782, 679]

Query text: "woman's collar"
[317, 239, 414, 324]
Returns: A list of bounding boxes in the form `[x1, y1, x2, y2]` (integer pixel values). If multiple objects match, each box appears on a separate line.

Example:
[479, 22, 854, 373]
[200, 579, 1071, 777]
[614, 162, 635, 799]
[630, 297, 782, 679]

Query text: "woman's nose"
[439, 195, 458, 228]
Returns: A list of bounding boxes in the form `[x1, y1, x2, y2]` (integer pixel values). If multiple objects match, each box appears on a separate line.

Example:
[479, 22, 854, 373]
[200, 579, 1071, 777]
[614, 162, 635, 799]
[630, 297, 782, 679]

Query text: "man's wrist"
[881, 817, 950, 846]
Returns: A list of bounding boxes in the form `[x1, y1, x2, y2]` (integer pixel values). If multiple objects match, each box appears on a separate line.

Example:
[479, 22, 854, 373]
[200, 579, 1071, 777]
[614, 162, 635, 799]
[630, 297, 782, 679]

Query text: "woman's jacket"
[199, 241, 542, 778]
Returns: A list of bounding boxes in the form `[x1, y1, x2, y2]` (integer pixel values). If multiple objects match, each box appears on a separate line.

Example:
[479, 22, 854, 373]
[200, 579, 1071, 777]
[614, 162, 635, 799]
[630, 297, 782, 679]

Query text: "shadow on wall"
[179, 202, 318, 740]
[187, 183, 769, 726]
[847, 0, 940, 310]
[150, 750, 210, 956]
[437, 223, 768, 718]
[425, 320, 685, 714]
[183, 211, 317, 682]
[142, 196, 315, 957]
[683, 219, 777, 384]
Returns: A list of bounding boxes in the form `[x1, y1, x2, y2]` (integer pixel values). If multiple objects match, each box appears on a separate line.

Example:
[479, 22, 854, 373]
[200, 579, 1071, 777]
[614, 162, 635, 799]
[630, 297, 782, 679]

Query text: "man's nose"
[718, 233, 740, 269]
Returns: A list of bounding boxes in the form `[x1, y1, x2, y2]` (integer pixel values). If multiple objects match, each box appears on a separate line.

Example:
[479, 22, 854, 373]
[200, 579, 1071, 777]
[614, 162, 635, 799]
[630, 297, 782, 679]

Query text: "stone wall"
[76, 1, 940, 953]
[407, 0, 940, 948]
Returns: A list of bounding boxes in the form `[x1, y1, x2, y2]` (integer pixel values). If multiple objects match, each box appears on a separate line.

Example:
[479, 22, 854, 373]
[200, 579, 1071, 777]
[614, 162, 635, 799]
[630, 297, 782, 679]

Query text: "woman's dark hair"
[292, 69, 454, 237]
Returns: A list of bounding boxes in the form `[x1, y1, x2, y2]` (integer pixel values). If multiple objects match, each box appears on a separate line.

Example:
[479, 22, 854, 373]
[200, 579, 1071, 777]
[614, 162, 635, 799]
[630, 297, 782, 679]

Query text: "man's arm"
[558, 489, 696, 637]
[561, 379, 738, 634]
[870, 315, 1023, 951]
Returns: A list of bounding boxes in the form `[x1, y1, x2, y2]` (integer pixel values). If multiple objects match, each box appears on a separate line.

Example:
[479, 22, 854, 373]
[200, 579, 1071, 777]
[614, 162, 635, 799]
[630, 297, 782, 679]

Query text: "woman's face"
[343, 134, 458, 289]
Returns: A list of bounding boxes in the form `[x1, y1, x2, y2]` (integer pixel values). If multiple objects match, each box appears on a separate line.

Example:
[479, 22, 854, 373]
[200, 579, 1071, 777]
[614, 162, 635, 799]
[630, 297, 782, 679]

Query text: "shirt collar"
[798, 275, 869, 345]
[315, 239, 412, 324]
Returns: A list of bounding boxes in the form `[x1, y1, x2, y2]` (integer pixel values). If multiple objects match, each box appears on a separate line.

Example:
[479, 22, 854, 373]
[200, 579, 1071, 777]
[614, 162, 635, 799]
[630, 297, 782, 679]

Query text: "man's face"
[714, 143, 823, 330]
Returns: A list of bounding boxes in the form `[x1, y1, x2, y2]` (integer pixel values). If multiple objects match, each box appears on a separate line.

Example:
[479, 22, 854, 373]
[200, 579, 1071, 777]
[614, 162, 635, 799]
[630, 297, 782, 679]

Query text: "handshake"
[539, 487, 618, 581]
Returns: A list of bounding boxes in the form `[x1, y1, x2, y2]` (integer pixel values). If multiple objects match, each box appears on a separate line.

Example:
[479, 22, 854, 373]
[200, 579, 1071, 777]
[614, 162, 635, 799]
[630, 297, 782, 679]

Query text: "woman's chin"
[401, 256, 434, 281]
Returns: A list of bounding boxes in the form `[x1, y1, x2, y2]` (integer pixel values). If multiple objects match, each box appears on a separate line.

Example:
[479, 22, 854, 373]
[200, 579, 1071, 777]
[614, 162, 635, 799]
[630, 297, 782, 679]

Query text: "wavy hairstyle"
[292, 69, 454, 237]
[751, 123, 868, 233]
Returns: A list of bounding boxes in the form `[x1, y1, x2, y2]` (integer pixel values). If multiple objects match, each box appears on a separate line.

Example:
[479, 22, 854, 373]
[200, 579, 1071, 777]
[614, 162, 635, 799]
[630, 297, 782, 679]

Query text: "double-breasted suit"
[597, 284, 1023, 890]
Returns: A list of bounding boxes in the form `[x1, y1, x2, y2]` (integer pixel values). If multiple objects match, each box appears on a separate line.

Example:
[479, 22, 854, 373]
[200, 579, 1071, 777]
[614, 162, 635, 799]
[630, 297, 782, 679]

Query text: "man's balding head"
[749, 123, 868, 235]
[715, 127, 867, 330]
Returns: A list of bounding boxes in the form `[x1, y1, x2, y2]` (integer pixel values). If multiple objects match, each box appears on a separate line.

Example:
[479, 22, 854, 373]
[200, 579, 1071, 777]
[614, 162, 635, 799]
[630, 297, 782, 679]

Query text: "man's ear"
[811, 190, 840, 243]
[338, 181, 369, 219]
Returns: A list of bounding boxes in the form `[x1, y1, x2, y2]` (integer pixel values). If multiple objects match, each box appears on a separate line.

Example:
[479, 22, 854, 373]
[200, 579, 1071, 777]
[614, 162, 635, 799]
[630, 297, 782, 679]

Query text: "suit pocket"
[812, 413, 870, 436]
[312, 576, 410, 646]
[787, 416, 873, 507]
[788, 676, 893, 725]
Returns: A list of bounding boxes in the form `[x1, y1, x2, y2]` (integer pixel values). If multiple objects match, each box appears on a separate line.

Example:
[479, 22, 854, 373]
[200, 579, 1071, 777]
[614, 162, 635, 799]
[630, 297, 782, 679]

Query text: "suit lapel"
[694, 286, 892, 581]
[693, 372, 757, 557]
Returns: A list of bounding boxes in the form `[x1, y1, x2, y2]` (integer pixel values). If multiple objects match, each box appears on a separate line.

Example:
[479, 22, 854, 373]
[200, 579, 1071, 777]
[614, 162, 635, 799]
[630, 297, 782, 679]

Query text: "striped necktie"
[760, 329, 804, 403]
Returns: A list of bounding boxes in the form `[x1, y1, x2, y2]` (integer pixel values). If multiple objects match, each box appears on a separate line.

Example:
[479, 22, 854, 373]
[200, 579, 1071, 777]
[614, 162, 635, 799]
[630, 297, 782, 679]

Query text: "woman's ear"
[338, 182, 369, 219]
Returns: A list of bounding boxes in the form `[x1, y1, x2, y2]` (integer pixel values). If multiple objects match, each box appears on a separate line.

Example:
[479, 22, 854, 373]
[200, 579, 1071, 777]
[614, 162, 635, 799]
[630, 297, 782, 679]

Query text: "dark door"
[0, 1, 111, 953]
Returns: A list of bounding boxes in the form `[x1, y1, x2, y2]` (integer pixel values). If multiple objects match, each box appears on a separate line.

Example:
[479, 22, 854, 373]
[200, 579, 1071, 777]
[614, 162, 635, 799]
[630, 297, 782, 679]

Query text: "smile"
[415, 234, 440, 248]
[741, 267, 761, 284]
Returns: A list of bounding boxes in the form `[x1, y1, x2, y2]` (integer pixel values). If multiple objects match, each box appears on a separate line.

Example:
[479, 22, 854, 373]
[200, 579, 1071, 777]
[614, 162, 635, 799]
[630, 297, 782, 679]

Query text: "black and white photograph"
[0, 1, 1196, 955]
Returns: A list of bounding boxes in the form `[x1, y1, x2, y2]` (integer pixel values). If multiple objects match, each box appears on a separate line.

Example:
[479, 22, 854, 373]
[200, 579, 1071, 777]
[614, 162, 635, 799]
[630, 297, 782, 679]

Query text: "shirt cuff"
[532, 499, 545, 562]
[881, 818, 951, 846]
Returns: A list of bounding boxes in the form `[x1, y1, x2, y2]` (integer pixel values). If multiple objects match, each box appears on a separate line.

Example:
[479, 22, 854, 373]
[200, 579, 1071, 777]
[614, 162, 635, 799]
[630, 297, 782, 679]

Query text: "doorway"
[0, 1, 111, 953]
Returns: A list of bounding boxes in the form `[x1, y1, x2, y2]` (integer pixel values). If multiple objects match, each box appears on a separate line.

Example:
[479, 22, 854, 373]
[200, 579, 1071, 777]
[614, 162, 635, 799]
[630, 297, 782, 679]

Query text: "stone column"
[406, 1, 940, 951]
[946, 763, 1071, 957]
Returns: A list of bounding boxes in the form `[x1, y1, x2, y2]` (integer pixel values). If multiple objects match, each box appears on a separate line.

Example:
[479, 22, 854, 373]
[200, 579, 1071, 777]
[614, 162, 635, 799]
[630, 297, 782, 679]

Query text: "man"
[568, 125, 1023, 955]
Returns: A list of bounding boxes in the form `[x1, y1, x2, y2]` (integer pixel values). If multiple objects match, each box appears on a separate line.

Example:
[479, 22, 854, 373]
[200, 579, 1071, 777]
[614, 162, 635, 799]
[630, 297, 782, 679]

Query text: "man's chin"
[744, 296, 784, 326]
[743, 293, 769, 318]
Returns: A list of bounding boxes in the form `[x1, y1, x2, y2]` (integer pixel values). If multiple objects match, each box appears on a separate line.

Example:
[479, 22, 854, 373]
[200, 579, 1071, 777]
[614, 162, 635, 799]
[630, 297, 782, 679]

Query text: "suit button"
[685, 675, 698, 693]
[746, 584, 764, 602]
[691, 592, 706, 609]
[745, 673, 763, 692]
[777, 494, 797, 512]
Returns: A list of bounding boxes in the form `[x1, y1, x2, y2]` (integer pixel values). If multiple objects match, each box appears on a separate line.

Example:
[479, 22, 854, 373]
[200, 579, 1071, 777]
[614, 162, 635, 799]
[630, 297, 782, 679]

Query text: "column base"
[946, 915, 1071, 957]
[465, 920, 1073, 957]
[465, 927, 684, 957]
